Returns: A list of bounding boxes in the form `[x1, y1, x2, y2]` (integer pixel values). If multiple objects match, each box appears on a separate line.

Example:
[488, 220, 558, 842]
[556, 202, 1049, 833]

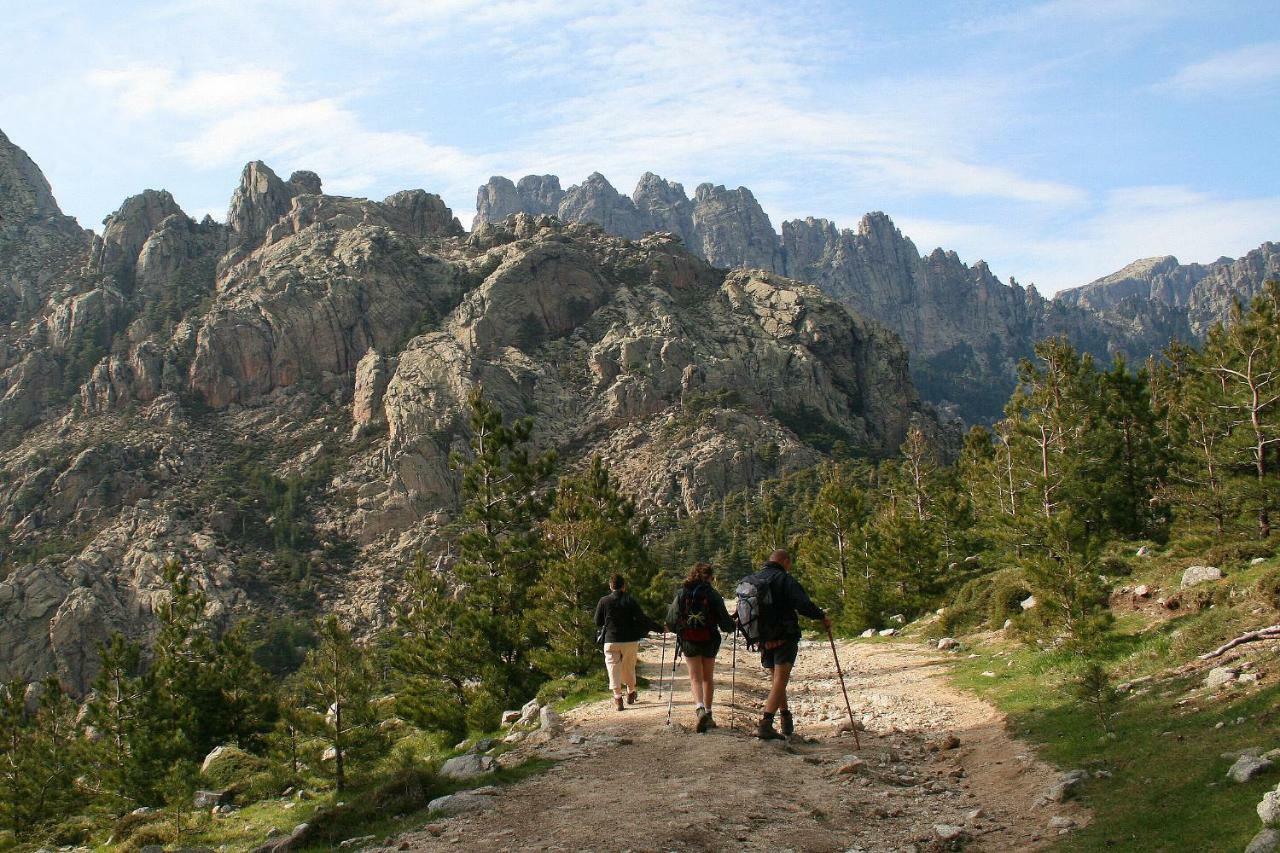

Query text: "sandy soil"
[378, 638, 1088, 852]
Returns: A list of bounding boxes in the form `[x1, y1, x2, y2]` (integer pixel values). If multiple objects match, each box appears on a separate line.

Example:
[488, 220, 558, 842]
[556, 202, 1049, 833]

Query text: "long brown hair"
[683, 562, 715, 589]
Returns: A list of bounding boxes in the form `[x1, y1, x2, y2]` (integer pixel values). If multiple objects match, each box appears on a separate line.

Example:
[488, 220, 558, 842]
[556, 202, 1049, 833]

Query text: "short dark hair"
[609, 573, 626, 591]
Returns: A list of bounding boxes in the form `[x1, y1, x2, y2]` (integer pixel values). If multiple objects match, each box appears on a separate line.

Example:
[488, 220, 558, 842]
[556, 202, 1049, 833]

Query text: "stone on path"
[519, 698, 541, 724]
[500, 709, 520, 726]
[1045, 769, 1088, 803]
[937, 637, 959, 651]
[934, 824, 964, 842]
[1205, 667, 1238, 690]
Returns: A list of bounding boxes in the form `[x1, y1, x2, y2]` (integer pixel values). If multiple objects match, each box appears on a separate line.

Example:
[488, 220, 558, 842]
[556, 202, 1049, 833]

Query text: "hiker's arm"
[784, 574, 826, 621]
[713, 592, 734, 634]
[632, 598, 662, 635]
[594, 598, 607, 628]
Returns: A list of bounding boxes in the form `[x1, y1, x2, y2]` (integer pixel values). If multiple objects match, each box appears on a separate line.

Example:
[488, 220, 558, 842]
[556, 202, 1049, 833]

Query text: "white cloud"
[86, 66, 286, 118]
[901, 187, 1280, 295]
[87, 63, 488, 215]
[1163, 41, 1280, 94]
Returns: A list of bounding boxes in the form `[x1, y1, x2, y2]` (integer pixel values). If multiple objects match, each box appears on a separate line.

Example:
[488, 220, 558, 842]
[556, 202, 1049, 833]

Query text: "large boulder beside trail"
[1258, 788, 1280, 826]
[428, 789, 498, 816]
[439, 753, 496, 781]
[1181, 565, 1223, 588]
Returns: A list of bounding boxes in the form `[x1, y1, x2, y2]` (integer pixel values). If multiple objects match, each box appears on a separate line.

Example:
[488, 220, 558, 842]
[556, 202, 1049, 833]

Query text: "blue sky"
[1, 0, 1277, 293]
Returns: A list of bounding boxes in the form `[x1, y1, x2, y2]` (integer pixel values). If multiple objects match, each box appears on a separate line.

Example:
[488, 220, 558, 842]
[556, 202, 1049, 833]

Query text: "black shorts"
[760, 638, 799, 669]
[680, 635, 721, 658]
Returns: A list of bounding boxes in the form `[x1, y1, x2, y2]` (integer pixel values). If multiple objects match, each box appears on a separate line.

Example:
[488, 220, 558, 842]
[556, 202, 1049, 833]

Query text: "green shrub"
[988, 572, 1033, 629]
[302, 763, 443, 848]
[1254, 567, 1280, 610]
[938, 572, 998, 635]
[45, 815, 95, 846]
[1099, 555, 1132, 578]
[200, 744, 269, 790]
[1205, 541, 1275, 568]
[118, 821, 175, 853]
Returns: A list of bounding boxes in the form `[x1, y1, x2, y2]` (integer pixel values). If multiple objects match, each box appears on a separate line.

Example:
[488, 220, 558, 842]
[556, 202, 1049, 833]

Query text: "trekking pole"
[730, 624, 738, 732]
[665, 644, 682, 727]
[657, 631, 668, 700]
[826, 623, 861, 749]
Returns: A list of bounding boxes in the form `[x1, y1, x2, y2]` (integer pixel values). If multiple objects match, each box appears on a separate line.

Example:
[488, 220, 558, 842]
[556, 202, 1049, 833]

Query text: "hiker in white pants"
[594, 574, 662, 711]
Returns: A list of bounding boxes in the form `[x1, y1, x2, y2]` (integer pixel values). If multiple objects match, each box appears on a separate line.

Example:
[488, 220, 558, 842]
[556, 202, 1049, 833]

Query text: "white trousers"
[603, 641, 639, 694]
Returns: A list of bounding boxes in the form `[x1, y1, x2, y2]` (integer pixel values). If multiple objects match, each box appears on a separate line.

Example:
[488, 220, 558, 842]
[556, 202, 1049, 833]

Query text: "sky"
[1, 0, 1277, 294]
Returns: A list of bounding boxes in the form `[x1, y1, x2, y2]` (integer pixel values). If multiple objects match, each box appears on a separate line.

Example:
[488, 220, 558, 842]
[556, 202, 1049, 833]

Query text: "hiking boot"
[756, 718, 784, 740]
[614, 696, 625, 712]
[704, 714, 718, 730]
[627, 690, 638, 705]
[780, 709, 794, 736]
[695, 707, 711, 734]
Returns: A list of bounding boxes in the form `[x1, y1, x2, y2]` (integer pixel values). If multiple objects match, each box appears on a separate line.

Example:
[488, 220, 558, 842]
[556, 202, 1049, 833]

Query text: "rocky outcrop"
[557, 173, 646, 239]
[0, 129, 89, 322]
[691, 183, 782, 272]
[227, 162, 323, 256]
[1056, 243, 1280, 336]
[88, 190, 186, 286]
[632, 172, 695, 247]
[476, 171, 1221, 422]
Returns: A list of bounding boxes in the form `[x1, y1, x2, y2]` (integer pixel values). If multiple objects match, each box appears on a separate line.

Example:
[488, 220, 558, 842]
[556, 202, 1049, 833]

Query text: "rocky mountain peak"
[0, 129, 79, 232]
[227, 160, 304, 250]
[558, 172, 644, 239]
[690, 183, 781, 272]
[88, 189, 186, 286]
[288, 170, 322, 196]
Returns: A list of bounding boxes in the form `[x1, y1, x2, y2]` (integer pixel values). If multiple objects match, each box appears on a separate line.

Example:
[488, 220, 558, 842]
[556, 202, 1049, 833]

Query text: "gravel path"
[379, 638, 1088, 852]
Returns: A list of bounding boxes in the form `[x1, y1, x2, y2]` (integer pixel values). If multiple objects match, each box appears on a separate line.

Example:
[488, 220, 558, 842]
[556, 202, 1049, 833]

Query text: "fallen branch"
[1199, 625, 1280, 660]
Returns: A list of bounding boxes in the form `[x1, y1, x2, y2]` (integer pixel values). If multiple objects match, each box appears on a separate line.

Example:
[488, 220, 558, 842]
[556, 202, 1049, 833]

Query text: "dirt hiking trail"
[380, 639, 1088, 852]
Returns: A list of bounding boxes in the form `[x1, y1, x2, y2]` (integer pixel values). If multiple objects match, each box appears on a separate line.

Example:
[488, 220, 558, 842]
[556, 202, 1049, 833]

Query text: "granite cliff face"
[476, 172, 1197, 423]
[0, 131, 938, 693]
[1055, 243, 1280, 337]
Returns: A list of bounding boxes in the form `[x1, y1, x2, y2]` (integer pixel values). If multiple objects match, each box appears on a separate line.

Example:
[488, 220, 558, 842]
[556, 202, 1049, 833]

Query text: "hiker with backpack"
[666, 562, 735, 733]
[735, 549, 830, 740]
[595, 573, 663, 712]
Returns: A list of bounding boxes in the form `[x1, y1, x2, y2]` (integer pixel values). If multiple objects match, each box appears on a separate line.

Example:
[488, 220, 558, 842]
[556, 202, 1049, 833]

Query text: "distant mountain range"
[475, 173, 1278, 422]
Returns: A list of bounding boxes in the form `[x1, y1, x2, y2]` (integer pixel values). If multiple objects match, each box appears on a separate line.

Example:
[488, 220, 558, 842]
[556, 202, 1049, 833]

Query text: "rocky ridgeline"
[1055, 245, 1280, 338]
[477, 171, 1273, 423]
[0, 129, 941, 694]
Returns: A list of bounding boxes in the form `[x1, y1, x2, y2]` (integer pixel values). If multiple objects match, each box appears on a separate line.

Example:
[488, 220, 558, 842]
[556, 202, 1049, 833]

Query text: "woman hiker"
[594, 573, 663, 711]
[667, 562, 735, 733]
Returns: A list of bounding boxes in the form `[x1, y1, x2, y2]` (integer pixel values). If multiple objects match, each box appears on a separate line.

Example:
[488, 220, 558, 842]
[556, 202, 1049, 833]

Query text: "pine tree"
[448, 387, 555, 710]
[1200, 282, 1280, 538]
[294, 616, 384, 793]
[798, 463, 868, 627]
[1154, 340, 1237, 535]
[390, 552, 474, 740]
[82, 634, 159, 806]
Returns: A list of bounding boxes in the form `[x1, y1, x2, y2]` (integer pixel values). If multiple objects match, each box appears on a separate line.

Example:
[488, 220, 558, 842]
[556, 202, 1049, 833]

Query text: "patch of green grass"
[951, 622, 1280, 852]
[536, 669, 622, 712]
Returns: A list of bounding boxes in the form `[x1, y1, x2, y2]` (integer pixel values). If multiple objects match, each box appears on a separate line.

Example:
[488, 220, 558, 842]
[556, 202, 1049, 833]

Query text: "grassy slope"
[946, 549, 1280, 852]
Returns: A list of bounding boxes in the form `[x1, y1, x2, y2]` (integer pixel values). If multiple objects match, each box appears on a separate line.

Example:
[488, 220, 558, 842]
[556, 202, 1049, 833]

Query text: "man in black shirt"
[753, 549, 829, 740]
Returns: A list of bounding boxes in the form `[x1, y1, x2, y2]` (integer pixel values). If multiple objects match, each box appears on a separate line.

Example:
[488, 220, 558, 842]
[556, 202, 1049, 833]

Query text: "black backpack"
[735, 571, 782, 650]
[672, 582, 716, 642]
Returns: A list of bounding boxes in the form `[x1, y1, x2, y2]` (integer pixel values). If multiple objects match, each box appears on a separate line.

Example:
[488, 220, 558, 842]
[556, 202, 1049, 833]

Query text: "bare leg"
[764, 662, 792, 714]
[703, 659, 717, 710]
[685, 656, 707, 706]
